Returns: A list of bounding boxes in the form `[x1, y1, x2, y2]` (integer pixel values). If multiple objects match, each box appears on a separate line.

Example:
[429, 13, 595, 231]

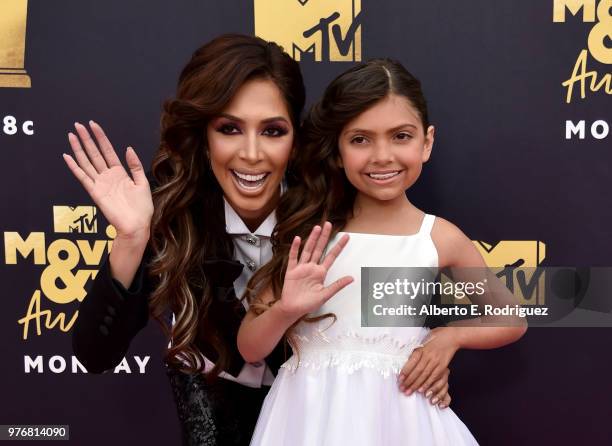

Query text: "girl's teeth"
[369, 172, 399, 180]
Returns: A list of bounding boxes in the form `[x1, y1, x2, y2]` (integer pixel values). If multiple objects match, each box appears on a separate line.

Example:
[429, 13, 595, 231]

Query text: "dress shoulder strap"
[417, 214, 436, 235]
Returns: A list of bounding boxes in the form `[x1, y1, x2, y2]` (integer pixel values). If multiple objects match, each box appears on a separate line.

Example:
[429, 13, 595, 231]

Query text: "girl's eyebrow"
[344, 123, 418, 136]
[217, 113, 289, 124]
[387, 123, 418, 133]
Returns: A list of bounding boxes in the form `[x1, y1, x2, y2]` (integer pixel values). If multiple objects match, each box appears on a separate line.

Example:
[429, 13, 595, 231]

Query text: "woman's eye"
[262, 126, 288, 137]
[351, 136, 367, 144]
[395, 132, 413, 140]
[218, 124, 240, 135]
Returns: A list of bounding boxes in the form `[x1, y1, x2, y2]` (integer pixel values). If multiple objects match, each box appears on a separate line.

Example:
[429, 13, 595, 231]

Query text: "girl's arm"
[399, 217, 527, 395]
[238, 223, 353, 363]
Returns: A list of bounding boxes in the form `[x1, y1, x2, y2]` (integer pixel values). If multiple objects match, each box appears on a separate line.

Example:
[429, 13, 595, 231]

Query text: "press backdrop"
[1, 1, 611, 444]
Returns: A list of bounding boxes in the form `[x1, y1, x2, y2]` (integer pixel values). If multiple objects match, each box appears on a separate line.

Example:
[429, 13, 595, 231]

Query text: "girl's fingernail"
[439, 404, 446, 409]
[406, 389, 413, 396]
[418, 387, 424, 393]
[425, 390, 432, 398]
[432, 397, 439, 404]
[399, 385, 405, 392]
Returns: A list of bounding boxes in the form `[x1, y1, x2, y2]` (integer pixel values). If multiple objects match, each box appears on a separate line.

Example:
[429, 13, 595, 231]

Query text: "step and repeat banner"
[1, 1, 610, 444]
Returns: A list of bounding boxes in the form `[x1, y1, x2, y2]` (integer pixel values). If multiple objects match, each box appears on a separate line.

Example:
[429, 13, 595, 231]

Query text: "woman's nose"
[239, 132, 262, 163]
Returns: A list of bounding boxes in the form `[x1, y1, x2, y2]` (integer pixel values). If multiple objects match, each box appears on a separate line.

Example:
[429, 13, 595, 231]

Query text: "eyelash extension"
[216, 124, 289, 137]
[264, 126, 289, 137]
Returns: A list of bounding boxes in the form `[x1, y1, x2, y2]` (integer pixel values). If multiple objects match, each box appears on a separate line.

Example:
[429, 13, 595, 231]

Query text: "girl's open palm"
[63, 121, 154, 240]
[278, 222, 353, 319]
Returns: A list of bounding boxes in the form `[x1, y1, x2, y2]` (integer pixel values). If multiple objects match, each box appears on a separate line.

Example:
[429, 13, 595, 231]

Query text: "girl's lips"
[364, 170, 404, 184]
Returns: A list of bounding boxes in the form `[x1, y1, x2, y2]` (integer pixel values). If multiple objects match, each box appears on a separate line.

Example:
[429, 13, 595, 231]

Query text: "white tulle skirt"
[250, 361, 479, 446]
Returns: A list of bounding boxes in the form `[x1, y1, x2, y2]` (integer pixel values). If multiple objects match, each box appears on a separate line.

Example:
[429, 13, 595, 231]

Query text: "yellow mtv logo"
[0, 0, 31, 88]
[475, 240, 546, 305]
[254, 0, 362, 62]
[53, 206, 97, 234]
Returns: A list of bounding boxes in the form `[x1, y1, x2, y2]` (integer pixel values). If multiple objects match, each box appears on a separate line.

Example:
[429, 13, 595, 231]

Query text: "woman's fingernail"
[425, 390, 432, 398]
[431, 397, 439, 404]
[418, 387, 424, 393]
[439, 404, 446, 409]
[406, 389, 413, 396]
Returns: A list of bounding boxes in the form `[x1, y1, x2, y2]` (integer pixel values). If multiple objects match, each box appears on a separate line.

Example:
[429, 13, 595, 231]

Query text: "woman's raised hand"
[63, 121, 154, 243]
[277, 222, 353, 320]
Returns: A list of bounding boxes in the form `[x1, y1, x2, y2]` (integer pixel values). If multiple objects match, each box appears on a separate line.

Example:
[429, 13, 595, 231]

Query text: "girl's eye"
[395, 132, 413, 140]
[351, 136, 368, 145]
[262, 126, 288, 137]
[218, 124, 240, 135]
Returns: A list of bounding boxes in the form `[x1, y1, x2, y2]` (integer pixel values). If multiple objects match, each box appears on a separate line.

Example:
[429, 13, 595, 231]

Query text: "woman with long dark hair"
[66, 34, 304, 445]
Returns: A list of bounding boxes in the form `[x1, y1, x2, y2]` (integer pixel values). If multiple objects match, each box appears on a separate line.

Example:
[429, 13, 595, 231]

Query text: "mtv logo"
[475, 240, 547, 305]
[254, 0, 362, 62]
[53, 206, 97, 233]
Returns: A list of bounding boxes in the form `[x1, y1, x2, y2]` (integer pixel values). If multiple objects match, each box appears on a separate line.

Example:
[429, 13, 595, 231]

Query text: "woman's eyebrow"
[217, 113, 289, 124]
[261, 116, 290, 124]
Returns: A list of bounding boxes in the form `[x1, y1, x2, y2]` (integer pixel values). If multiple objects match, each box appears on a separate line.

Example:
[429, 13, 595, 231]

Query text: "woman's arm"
[64, 121, 155, 373]
[72, 247, 153, 373]
[238, 223, 353, 363]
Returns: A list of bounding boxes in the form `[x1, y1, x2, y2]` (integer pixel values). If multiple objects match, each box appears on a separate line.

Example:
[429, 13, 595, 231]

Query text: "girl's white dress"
[250, 214, 479, 445]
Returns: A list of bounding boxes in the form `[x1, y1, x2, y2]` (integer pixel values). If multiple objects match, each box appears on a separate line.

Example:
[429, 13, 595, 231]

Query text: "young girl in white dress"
[238, 59, 527, 446]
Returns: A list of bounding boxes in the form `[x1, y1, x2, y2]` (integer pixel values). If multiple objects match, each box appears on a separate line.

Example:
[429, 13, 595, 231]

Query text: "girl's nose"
[371, 141, 394, 164]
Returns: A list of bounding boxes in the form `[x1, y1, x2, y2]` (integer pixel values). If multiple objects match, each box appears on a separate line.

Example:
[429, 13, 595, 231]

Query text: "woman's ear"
[422, 125, 435, 163]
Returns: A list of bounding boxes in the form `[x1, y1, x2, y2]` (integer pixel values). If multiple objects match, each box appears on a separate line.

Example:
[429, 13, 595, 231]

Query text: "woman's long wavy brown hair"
[147, 34, 304, 376]
[247, 59, 430, 334]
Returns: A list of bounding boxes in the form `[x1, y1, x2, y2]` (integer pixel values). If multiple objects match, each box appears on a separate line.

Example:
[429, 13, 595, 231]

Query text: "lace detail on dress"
[280, 329, 424, 378]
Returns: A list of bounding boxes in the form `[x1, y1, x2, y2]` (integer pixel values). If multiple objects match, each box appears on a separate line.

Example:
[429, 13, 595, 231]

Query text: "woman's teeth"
[232, 170, 268, 190]
[368, 171, 400, 180]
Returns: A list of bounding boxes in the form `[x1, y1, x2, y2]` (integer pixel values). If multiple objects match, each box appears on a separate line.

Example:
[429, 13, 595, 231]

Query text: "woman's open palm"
[63, 121, 154, 240]
[278, 222, 353, 318]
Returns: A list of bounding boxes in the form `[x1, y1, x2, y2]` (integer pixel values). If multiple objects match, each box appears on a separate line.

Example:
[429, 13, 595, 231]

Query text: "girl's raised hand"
[277, 222, 353, 320]
[62, 121, 154, 243]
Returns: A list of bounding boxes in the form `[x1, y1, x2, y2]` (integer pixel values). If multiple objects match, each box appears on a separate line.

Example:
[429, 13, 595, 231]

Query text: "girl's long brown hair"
[148, 34, 304, 376]
[247, 59, 430, 332]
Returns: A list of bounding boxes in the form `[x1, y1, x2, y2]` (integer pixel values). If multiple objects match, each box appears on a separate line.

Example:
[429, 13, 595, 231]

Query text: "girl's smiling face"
[207, 77, 294, 229]
[338, 93, 434, 203]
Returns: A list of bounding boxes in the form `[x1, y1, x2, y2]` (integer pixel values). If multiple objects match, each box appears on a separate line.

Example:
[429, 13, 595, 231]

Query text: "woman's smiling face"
[207, 77, 294, 229]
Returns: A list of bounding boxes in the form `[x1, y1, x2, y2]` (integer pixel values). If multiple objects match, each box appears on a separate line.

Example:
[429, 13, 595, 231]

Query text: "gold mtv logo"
[53, 206, 98, 234]
[0, 0, 31, 88]
[254, 0, 361, 62]
[475, 240, 546, 305]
